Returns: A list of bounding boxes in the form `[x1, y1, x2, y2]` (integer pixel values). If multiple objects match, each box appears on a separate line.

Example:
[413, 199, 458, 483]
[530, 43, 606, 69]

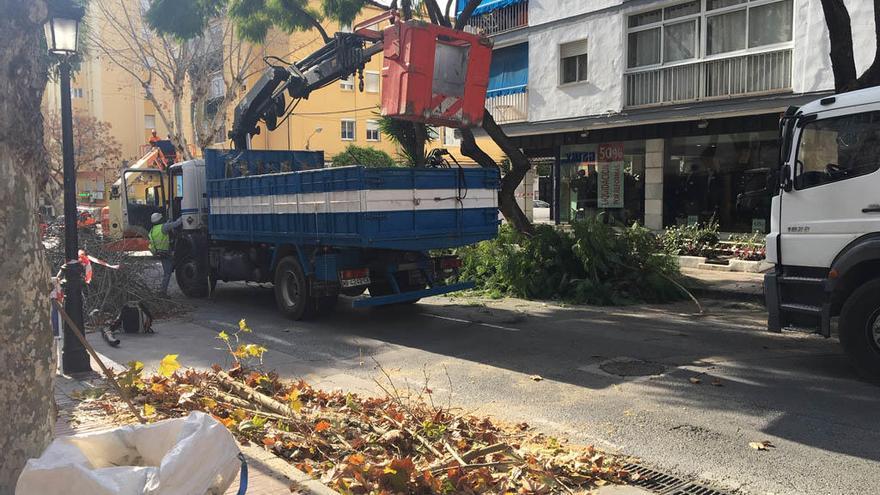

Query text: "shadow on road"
[183, 282, 880, 463]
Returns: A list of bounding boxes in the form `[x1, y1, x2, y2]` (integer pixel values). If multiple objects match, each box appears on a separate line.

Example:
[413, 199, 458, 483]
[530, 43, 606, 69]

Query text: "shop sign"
[597, 143, 624, 209]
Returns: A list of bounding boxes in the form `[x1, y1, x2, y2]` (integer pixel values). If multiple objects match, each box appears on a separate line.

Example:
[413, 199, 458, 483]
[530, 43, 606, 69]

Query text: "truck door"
[779, 108, 880, 268]
[121, 168, 167, 238]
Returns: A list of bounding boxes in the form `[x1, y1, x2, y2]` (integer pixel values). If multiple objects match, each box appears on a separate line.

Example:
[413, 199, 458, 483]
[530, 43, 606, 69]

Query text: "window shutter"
[560, 39, 588, 59]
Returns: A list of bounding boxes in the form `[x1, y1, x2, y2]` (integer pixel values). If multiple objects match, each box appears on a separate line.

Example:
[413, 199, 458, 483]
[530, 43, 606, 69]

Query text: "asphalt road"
[90, 281, 880, 495]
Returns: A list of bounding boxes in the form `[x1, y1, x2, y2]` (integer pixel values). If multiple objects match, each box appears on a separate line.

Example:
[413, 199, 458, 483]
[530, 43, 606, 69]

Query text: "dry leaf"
[749, 440, 775, 451]
[711, 378, 723, 387]
[157, 354, 180, 377]
[688, 376, 701, 384]
[315, 420, 331, 432]
[530, 375, 543, 382]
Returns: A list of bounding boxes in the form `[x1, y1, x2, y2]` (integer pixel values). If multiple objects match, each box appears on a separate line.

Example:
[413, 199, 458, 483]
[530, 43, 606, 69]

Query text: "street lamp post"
[305, 127, 323, 150]
[45, 1, 90, 374]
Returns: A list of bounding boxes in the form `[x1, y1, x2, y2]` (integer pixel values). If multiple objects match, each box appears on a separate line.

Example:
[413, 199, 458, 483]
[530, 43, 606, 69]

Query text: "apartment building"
[462, 0, 876, 232]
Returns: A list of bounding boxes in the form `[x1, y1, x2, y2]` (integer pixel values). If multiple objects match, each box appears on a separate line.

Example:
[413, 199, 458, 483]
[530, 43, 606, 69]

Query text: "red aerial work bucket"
[380, 20, 492, 128]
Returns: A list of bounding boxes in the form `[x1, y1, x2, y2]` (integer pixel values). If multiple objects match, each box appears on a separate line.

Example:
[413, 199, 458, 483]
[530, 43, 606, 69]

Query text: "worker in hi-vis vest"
[149, 212, 182, 295]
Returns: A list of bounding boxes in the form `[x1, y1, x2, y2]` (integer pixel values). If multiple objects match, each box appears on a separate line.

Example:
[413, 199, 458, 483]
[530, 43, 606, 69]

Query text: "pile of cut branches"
[74, 359, 635, 494]
[43, 222, 188, 325]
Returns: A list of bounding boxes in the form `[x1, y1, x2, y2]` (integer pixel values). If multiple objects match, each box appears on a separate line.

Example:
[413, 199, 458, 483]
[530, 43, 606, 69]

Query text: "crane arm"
[229, 27, 386, 150]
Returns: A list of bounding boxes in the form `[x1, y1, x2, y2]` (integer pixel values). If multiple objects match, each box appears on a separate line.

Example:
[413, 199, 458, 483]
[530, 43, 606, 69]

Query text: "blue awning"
[456, 0, 527, 17]
[487, 43, 527, 98]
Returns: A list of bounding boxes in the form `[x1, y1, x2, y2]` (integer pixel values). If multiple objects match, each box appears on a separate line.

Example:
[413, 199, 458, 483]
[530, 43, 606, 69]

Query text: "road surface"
[90, 282, 880, 495]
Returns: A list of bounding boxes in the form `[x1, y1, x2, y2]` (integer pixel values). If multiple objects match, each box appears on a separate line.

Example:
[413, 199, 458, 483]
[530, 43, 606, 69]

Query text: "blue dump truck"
[131, 149, 499, 319]
[113, 13, 501, 318]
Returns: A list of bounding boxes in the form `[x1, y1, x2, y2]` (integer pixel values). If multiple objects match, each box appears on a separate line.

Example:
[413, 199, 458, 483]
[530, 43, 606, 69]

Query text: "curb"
[238, 443, 340, 495]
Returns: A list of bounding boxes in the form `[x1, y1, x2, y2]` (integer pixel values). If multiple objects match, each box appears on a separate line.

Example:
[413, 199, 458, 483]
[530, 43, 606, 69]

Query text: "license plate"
[340, 276, 370, 288]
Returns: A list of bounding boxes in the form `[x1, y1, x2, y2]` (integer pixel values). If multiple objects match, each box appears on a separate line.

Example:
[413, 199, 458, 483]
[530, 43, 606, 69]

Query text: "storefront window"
[559, 141, 645, 224]
[663, 131, 776, 232]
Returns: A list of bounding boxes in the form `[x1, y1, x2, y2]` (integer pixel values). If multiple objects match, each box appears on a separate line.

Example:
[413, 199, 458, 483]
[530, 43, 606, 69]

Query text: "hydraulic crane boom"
[228, 11, 395, 150]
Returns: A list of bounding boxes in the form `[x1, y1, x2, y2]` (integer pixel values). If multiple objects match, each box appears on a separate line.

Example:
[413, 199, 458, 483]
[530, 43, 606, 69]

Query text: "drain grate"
[668, 484, 730, 495]
[624, 463, 730, 495]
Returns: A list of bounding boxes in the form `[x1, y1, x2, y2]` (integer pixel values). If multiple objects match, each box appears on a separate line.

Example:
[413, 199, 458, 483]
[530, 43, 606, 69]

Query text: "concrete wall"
[527, 12, 626, 122]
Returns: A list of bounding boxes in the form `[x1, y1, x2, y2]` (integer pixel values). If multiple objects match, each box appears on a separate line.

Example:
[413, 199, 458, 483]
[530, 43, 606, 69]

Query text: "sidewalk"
[680, 267, 765, 302]
[53, 369, 337, 495]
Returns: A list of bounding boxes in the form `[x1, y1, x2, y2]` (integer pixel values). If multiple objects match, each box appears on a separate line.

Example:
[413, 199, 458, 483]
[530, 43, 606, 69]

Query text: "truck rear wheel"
[839, 278, 880, 381]
[176, 255, 209, 298]
[274, 257, 316, 320]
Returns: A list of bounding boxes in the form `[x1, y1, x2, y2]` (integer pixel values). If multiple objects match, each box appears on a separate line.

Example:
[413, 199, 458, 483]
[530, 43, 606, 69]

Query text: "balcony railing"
[463, 1, 528, 37]
[624, 49, 792, 108]
[486, 90, 528, 124]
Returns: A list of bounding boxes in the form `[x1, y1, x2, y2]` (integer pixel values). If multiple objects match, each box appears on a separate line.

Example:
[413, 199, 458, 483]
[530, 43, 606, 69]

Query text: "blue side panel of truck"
[204, 149, 500, 251]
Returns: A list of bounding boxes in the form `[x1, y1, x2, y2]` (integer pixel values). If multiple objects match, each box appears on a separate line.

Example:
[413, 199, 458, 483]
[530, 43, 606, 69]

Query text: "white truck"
[765, 86, 880, 381]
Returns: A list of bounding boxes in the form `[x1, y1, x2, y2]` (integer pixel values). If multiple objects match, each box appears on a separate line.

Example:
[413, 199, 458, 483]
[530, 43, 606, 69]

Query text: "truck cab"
[765, 86, 880, 380]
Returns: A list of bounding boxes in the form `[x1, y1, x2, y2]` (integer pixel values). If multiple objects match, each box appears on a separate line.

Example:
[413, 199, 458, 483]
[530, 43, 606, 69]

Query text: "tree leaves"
[157, 354, 181, 377]
[145, 0, 225, 40]
[749, 440, 775, 451]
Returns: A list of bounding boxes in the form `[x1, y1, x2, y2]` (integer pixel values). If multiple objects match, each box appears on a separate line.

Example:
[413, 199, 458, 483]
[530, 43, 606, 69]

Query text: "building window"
[340, 75, 354, 91]
[366, 120, 380, 141]
[558, 141, 646, 225]
[72, 88, 84, 98]
[626, 0, 792, 67]
[559, 40, 588, 84]
[664, 131, 778, 232]
[144, 114, 156, 130]
[442, 127, 461, 147]
[209, 72, 225, 99]
[341, 119, 356, 141]
[364, 71, 380, 93]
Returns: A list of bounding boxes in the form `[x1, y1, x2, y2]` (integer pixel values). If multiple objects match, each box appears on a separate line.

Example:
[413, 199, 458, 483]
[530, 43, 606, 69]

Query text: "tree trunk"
[0, 0, 55, 491]
[820, 0, 859, 92]
[459, 113, 535, 235]
[171, 93, 193, 160]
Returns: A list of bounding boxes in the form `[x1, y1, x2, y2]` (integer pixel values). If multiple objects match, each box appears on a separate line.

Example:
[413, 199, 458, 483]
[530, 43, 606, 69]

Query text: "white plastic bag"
[16, 411, 241, 495]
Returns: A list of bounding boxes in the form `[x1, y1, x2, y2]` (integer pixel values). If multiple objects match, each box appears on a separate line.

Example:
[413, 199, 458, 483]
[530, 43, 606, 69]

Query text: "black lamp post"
[45, 1, 90, 374]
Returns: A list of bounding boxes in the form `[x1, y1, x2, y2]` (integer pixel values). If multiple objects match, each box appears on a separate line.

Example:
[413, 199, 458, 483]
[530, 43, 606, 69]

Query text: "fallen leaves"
[749, 440, 775, 451]
[688, 376, 702, 384]
[157, 354, 180, 377]
[85, 364, 633, 494]
[529, 374, 543, 382]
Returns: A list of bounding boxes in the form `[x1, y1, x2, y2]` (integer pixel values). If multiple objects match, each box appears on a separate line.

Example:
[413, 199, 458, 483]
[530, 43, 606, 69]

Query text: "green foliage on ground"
[659, 220, 720, 257]
[331, 145, 397, 168]
[458, 218, 685, 306]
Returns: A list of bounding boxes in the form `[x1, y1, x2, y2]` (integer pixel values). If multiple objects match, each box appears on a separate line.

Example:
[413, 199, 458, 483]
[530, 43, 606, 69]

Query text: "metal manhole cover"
[600, 359, 666, 377]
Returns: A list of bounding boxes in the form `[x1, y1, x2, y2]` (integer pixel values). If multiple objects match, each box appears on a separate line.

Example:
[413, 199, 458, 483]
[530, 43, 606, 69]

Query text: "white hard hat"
[151, 212, 163, 224]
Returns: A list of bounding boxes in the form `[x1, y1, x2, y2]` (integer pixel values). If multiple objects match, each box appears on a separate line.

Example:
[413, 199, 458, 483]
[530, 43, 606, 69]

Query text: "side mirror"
[780, 164, 793, 192]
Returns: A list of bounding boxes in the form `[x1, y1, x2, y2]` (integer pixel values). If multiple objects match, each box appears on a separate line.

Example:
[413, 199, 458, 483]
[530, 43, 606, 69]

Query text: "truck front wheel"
[176, 255, 210, 298]
[839, 278, 880, 381]
[274, 257, 315, 320]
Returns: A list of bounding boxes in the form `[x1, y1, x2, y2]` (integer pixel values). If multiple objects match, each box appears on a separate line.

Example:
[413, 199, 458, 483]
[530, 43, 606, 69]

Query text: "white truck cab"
[766, 86, 880, 380]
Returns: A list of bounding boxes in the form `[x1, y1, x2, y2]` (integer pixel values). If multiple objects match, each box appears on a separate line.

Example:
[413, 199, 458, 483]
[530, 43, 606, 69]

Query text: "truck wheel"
[839, 278, 880, 381]
[274, 257, 315, 320]
[176, 255, 209, 298]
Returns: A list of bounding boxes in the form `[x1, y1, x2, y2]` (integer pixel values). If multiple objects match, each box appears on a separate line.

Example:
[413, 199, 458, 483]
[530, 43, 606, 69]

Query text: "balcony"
[463, 0, 528, 37]
[624, 49, 792, 108]
[486, 89, 528, 124]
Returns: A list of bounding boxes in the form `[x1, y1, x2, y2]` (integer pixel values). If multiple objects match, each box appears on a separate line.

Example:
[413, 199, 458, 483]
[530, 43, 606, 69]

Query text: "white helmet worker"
[151, 212, 163, 224]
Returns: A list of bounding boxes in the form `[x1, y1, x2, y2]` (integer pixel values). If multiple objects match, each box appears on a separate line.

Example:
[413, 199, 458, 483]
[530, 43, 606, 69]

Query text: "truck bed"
[205, 150, 499, 251]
